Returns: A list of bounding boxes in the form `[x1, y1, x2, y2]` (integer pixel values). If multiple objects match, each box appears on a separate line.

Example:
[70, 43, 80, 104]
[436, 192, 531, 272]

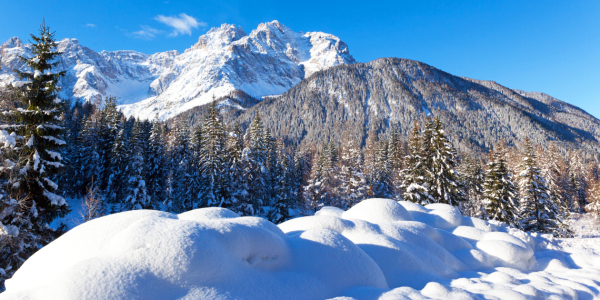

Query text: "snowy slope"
[0, 21, 355, 120]
[2, 199, 599, 299]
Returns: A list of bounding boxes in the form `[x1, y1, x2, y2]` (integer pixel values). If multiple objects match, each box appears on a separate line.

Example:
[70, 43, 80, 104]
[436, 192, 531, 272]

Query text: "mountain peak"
[188, 24, 247, 52]
[2, 37, 23, 49]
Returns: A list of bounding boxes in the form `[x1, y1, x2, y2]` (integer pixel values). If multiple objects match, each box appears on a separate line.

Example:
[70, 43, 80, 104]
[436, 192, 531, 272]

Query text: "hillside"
[227, 58, 600, 155]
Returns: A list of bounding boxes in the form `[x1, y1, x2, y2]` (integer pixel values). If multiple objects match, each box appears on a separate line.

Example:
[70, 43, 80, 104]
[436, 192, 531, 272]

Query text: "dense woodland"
[2, 24, 600, 291]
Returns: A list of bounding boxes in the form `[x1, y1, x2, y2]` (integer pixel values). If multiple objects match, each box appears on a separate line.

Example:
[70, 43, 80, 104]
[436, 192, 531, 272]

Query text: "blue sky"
[2, 0, 599, 118]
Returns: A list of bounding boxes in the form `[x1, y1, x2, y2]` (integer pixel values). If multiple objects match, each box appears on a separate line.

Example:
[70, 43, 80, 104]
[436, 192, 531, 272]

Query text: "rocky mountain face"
[0, 21, 355, 120]
[227, 58, 600, 155]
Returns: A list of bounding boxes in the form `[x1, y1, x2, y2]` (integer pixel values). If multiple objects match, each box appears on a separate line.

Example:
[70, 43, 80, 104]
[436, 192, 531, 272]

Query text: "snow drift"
[2, 199, 600, 299]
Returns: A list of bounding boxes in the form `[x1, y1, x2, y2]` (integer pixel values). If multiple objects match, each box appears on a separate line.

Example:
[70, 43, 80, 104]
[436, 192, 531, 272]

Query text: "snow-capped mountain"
[0, 21, 355, 120]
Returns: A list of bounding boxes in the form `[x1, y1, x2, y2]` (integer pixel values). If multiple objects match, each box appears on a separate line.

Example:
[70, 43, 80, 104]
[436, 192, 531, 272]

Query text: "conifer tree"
[170, 122, 193, 212]
[146, 118, 165, 209]
[238, 112, 267, 215]
[2, 21, 69, 225]
[482, 146, 519, 226]
[428, 117, 465, 206]
[371, 139, 393, 198]
[401, 121, 433, 204]
[198, 100, 227, 208]
[226, 123, 245, 211]
[337, 140, 367, 209]
[458, 155, 485, 217]
[106, 126, 129, 208]
[387, 129, 405, 199]
[123, 121, 149, 210]
[0, 21, 68, 289]
[267, 140, 293, 223]
[537, 143, 572, 236]
[518, 138, 559, 233]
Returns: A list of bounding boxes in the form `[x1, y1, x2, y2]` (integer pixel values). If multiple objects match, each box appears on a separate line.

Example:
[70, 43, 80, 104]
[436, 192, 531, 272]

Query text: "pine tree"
[537, 143, 572, 236]
[198, 100, 227, 208]
[428, 117, 465, 206]
[401, 121, 433, 204]
[238, 112, 267, 215]
[170, 122, 193, 212]
[0, 21, 68, 290]
[226, 123, 245, 212]
[458, 155, 485, 217]
[106, 126, 129, 208]
[122, 121, 149, 211]
[267, 139, 293, 223]
[371, 139, 393, 198]
[146, 117, 165, 209]
[482, 146, 519, 227]
[518, 138, 559, 233]
[337, 140, 367, 209]
[568, 150, 588, 213]
[387, 129, 405, 199]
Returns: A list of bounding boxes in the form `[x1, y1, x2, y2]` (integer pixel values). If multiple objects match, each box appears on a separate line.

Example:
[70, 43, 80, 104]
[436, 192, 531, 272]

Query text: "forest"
[1, 23, 600, 291]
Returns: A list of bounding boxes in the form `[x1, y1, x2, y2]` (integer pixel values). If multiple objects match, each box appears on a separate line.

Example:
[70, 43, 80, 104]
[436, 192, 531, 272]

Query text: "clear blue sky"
[2, 0, 599, 118]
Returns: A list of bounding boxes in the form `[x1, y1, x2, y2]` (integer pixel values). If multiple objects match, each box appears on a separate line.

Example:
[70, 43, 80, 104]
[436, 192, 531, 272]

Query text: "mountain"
[225, 58, 600, 155]
[0, 21, 355, 120]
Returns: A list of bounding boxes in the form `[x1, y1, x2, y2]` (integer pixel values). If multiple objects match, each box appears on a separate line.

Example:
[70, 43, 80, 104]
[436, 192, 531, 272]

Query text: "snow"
[0, 130, 16, 148]
[2, 199, 600, 299]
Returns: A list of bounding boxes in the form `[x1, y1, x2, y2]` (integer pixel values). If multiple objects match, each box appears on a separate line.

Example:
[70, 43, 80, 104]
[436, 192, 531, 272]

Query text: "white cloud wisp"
[155, 13, 206, 37]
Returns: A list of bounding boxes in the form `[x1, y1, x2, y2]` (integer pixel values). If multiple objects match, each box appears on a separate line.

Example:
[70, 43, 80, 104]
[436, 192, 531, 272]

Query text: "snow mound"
[2, 199, 600, 300]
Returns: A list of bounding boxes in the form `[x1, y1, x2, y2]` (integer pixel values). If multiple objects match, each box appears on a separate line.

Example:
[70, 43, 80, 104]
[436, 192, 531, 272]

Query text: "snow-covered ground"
[2, 199, 600, 299]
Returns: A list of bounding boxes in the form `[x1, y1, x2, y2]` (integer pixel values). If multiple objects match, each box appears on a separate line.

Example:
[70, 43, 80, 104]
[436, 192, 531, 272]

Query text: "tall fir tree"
[482, 146, 519, 227]
[401, 121, 433, 204]
[0, 21, 68, 289]
[238, 112, 267, 215]
[123, 121, 149, 210]
[457, 155, 485, 217]
[146, 117, 165, 209]
[428, 117, 465, 206]
[518, 138, 559, 233]
[198, 100, 227, 208]
[337, 140, 367, 209]
[371, 139, 393, 198]
[106, 126, 129, 208]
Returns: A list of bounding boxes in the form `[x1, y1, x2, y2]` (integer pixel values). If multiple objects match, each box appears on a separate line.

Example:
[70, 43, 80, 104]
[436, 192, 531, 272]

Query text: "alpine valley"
[1, 20, 599, 155]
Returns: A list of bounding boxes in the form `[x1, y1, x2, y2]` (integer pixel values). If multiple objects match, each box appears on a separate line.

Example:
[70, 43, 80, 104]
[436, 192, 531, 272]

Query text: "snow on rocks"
[2, 199, 600, 299]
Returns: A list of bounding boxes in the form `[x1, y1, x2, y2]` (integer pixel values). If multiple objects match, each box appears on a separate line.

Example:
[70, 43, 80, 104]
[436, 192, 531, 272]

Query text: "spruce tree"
[267, 139, 293, 223]
[106, 126, 129, 208]
[458, 155, 485, 217]
[238, 112, 267, 215]
[146, 118, 165, 209]
[170, 122, 193, 212]
[0, 21, 68, 290]
[401, 121, 433, 204]
[337, 140, 367, 209]
[3, 21, 69, 225]
[198, 100, 227, 208]
[226, 123, 245, 211]
[428, 117, 465, 206]
[122, 121, 149, 211]
[371, 139, 393, 198]
[518, 138, 559, 233]
[482, 146, 519, 227]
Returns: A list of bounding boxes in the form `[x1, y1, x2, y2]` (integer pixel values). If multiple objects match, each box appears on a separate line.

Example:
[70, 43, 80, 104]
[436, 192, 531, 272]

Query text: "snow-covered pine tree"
[518, 138, 559, 233]
[170, 122, 193, 212]
[387, 129, 405, 200]
[482, 146, 519, 227]
[267, 139, 293, 224]
[97, 96, 122, 191]
[122, 121, 149, 211]
[586, 177, 600, 216]
[429, 117, 465, 206]
[304, 146, 327, 213]
[337, 140, 367, 209]
[238, 112, 267, 215]
[371, 139, 393, 198]
[3, 21, 69, 226]
[198, 99, 227, 208]
[226, 123, 246, 212]
[568, 150, 588, 213]
[293, 150, 311, 208]
[264, 128, 280, 211]
[457, 155, 484, 217]
[0, 22, 68, 289]
[106, 126, 129, 208]
[537, 143, 572, 236]
[146, 117, 165, 209]
[401, 121, 433, 204]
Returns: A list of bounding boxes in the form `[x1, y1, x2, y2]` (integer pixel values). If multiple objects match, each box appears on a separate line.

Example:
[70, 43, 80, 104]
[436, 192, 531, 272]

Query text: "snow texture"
[2, 199, 600, 299]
